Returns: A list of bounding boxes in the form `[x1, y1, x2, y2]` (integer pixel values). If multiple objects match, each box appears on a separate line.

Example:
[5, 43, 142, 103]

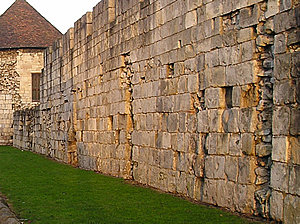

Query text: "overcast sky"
[0, 0, 102, 34]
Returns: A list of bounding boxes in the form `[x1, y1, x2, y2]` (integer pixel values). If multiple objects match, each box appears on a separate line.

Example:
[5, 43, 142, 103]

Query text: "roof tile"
[0, 0, 62, 49]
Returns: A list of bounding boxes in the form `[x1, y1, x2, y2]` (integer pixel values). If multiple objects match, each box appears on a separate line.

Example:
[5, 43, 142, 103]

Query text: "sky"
[0, 0, 102, 34]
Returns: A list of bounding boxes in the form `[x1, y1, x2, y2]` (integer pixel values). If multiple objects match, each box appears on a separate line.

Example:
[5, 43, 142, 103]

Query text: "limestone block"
[216, 133, 229, 155]
[187, 74, 198, 93]
[256, 143, 272, 157]
[194, 155, 204, 178]
[233, 183, 255, 214]
[271, 162, 289, 192]
[197, 110, 209, 133]
[205, 88, 225, 109]
[273, 106, 290, 135]
[176, 152, 190, 172]
[289, 165, 300, 196]
[209, 66, 226, 87]
[156, 132, 171, 149]
[178, 113, 187, 132]
[283, 194, 300, 224]
[206, 133, 217, 155]
[237, 61, 255, 85]
[229, 133, 242, 156]
[222, 109, 239, 133]
[238, 156, 256, 184]
[178, 76, 187, 94]
[196, 54, 205, 72]
[225, 156, 238, 181]
[274, 53, 291, 80]
[218, 47, 231, 66]
[272, 137, 288, 162]
[209, 109, 223, 132]
[287, 29, 300, 47]
[265, 0, 279, 18]
[291, 108, 300, 136]
[274, 34, 286, 54]
[216, 179, 235, 209]
[166, 170, 178, 193]
[232, 86, 241, 107]
[132, 146, 139, 162]
[205, 156, 225, 179]
[202, 179, 217, 205]
[225, 65, 237, 86]
[175, 133, 185, 152]
[280, 0, 292, 12]
[241, 133, 255, 156]
[175, 171, 187, 195]
[290, 136, 300, 165]
[160, 150, 174, 169]
[222, 29, 238, 47]
[185, 10, 197, 29]
[274, 9, 298, 33]
[270, 190, 284, 221]
[237, 27, 253, 43]
[174, 93, 192, 112]
[239, 108, 257, 133]
[239, 5, 259, 28]
[240, 40, 255, 62]
[205, 49, 219, 68]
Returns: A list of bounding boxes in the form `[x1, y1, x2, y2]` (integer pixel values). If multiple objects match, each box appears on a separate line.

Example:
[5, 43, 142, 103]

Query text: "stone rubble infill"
[0, 197, 20, 224]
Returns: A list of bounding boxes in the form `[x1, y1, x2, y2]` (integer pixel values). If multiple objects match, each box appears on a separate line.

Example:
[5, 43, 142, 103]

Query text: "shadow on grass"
[0, 146, 262, 224]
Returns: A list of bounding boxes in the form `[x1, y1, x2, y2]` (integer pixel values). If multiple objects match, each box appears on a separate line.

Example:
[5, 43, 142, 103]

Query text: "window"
[32, 73, 40, 102]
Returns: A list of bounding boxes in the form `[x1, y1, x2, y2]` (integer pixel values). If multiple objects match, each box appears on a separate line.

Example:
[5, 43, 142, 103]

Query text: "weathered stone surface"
[205, 88, 225, 109]
[0, 198, 20, 224]
[225, 156, 238, 181]
[274, 8, 299, 33]
[290, 137, 300, 165]
[272, 137, 288, 162]
[233, 184, 255, 214]
[270, 190, 284, 221]
[274, 34, 286, 54]
[274, 53, 291, 80]
[256, 143, 272, 157]
[283, 195, 300, 224]
[222, 109, 239, 133]
[205, 156, 225, 179]
[11, 1, 300, 223]
[273, 106, 290, 135]
[241, 133, 255, 156]
[229, 134, 242, 156]
[238, 157, 255, 184]
[290, 108, 300, 135]
[289, 165, 300, 196]
[271, 162, 289, 192]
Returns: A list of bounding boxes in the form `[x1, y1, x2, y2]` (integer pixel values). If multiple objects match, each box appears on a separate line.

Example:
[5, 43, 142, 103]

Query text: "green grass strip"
[0, 146, 258, 224]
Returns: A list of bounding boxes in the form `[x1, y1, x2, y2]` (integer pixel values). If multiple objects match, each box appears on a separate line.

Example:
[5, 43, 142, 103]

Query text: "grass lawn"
[0, 146, 260, 224]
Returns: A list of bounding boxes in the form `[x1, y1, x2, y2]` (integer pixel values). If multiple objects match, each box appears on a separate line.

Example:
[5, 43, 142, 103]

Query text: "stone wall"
[0, 49, 44, 145]
[269, 2, 300, 223]
[0, 50, 17, 145]
[13, 0, 299, 222]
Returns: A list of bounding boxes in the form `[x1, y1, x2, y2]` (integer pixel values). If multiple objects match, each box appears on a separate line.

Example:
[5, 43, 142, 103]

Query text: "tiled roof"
[0, 0, 62, 49]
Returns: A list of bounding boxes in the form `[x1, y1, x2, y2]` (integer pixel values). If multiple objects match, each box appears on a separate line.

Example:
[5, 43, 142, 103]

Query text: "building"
[0, 0, 61, 145]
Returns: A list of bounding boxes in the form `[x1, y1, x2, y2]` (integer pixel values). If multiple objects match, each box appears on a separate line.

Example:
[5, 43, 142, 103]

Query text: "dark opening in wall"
[225, 86, 233, 109]
[32, 73, 41, 102]
[166, 63, 174, 78]
[121, 52, 130, 67]
[178, 40, 183, 48]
